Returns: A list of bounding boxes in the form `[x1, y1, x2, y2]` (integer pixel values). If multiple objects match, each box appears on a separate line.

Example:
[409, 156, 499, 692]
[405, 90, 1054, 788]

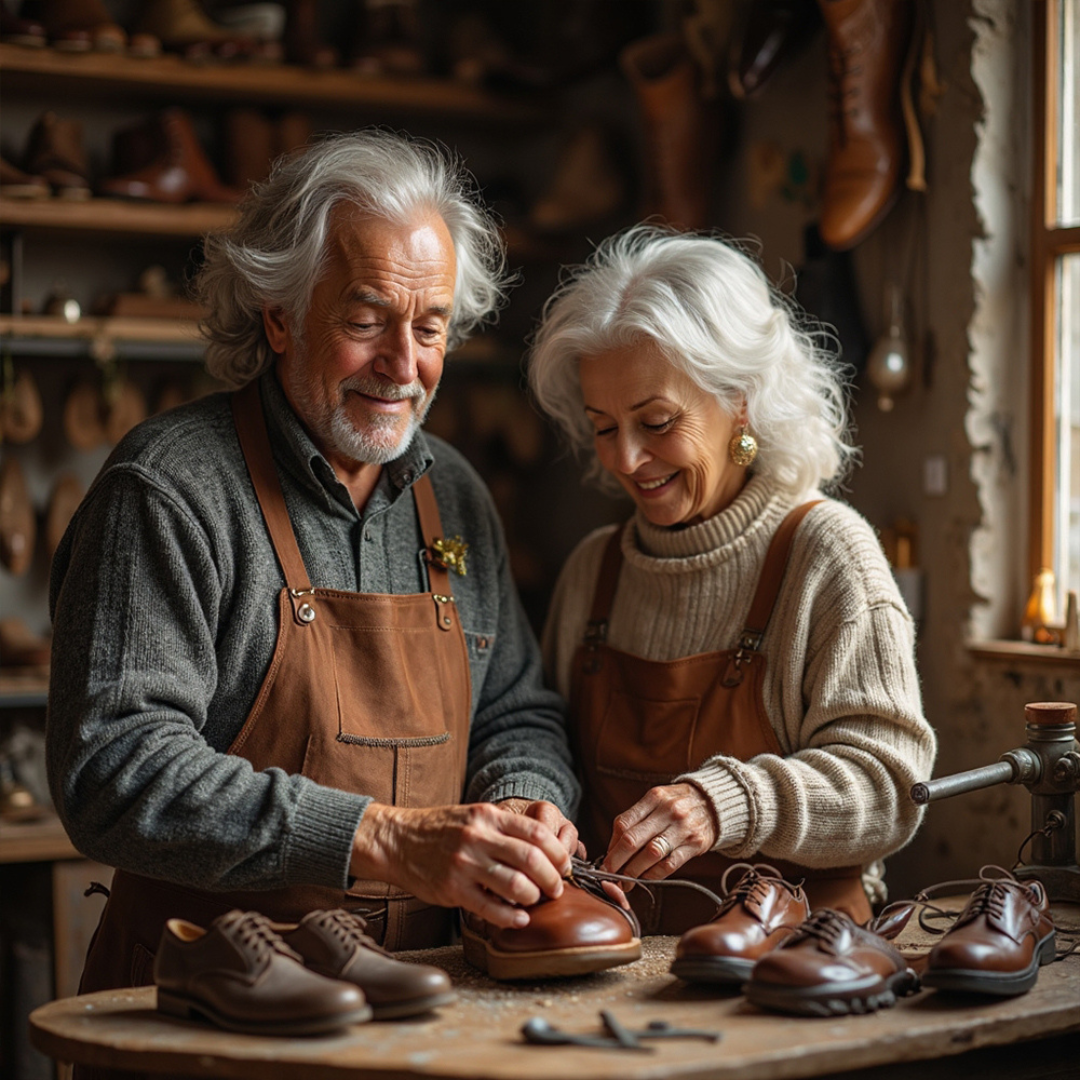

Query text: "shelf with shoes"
[0, 314, 204, 361]
[0, 194, 235, 237]
[0, 43, 551, 122]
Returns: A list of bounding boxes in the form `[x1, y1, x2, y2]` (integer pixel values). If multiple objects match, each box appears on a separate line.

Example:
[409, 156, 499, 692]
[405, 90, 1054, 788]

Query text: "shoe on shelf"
[22, 112, 92, 201]
[671, 863, 810, 985]
[744, 907, 920, 1016]
[0, 157, 50, 200]
[461, 866, 642, 981]
[99, 108, 245, 204]
[27, 0, 126, 52]
[920, 867, 1056, 997]
[276, 908, 455, 1019]
[0, 4, 47, 46]
[135, 0, 255, 61]
[155, 910, 372, 1035]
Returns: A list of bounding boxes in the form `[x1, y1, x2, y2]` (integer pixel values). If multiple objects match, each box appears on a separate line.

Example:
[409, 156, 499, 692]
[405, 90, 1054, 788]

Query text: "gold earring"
[728, 426, 758, 466]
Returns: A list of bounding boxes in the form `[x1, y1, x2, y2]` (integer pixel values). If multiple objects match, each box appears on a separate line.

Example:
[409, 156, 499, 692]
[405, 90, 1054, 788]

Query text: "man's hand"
[603, 783, 718, 881]
[351, 802, 571, 929]
[497, 798, 582, 858]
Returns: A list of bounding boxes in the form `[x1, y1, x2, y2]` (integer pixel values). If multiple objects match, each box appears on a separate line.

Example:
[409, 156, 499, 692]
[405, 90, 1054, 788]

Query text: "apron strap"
[741, 500, 823, 648]
[584, 524, 625, 645]
[412, 472, 451, 597]
[232, 381, 313, 592]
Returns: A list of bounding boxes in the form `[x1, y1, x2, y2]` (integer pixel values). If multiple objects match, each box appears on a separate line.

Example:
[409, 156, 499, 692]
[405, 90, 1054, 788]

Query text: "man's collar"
[258, 371, 433, 510]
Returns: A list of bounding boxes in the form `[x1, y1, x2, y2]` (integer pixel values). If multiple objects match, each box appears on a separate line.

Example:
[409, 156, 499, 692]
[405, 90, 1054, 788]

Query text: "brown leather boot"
[0, 157, 49, 199]
[135, 0, 253, 61]
[99, 109, 245, 204]
[620, 31, 718, 231]
[23, 112, 92, 200]
[0, 456, 35, 576]
[284, 0, 336, 68]
[34, 0, 127, 52]
[816, 0, 915, 250]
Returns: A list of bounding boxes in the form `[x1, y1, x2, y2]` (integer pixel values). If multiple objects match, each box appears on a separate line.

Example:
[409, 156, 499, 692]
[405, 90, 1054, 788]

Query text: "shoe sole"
[921, 929, 1056, 997]
[744, 968, 920, 1017]
[157, 989, 372, 1035]
[461, 926, 642, 981]
[369, 991, 457, 1020]
[670, 955, 755, 985]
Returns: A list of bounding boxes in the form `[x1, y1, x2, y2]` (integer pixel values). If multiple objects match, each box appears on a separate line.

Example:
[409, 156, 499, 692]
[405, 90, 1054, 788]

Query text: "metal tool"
[911, 700, 1080, 902]
[521, 1012, 722, 1051]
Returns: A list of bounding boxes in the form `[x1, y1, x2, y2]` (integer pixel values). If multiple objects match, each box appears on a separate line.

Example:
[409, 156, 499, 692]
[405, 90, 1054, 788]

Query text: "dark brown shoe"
[462, 874, 641, 981]
[922, 869, 1056, 996]
[817, 0, 915, 250]
[154, 910, 372, 1035]
[23, 112, 92, 200]
[277, 909, 455, 1019]
[99, 108, 244, 204]
[671, 863, 810, 985]
[744, 908, 919, 1016]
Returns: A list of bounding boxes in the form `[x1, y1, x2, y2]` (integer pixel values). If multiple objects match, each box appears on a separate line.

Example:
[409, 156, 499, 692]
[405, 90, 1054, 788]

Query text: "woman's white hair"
[527, 224, 857, 495]
[196, 129, 512, 387]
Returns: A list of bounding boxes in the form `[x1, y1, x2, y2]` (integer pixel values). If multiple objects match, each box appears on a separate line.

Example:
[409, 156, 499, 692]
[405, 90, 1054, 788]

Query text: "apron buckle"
[433, 593, 456, 631]
[289, 587, 317, 625]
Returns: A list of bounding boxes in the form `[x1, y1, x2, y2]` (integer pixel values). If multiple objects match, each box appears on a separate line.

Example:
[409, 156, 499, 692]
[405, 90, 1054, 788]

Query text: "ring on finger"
[653, 835, 672, 859]
[486, 862, 502, 878]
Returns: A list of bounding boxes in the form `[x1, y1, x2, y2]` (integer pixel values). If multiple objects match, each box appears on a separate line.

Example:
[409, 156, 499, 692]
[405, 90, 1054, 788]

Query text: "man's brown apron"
[571, 502, 871, 936]
[77, 381, 473, 1000]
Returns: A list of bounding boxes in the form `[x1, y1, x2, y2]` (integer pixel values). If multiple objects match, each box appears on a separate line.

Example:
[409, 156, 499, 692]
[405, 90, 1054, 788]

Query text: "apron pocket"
[594, 689, 700, 778]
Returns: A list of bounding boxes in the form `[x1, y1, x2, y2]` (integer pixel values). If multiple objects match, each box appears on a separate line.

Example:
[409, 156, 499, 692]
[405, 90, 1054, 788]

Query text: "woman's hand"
[498, 798, 583, 858]
[603, 783, 718, 880]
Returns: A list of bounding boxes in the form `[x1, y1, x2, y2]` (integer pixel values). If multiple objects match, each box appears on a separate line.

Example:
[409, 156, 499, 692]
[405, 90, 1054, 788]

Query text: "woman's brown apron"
[77, 381, 473, 1000]
[570, 502, 871, 936]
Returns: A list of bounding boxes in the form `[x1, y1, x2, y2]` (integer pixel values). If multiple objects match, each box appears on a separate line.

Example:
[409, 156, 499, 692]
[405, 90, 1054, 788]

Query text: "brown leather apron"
[77, 381, 473, 1000]
[570, 502, 871, 936]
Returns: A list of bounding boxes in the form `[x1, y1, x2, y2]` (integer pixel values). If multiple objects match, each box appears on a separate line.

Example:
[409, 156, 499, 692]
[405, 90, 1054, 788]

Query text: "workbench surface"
[29, 898, 1080, 1080]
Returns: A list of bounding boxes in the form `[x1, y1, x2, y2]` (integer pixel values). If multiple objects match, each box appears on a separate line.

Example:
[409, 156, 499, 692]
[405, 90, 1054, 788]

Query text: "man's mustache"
[341, 377, 425, 401]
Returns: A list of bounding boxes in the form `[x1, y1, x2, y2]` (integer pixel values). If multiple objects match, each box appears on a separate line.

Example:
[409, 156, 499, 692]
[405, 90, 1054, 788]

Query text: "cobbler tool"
[520, 1012, 721, 1051]
[911, 701, 1080, 902]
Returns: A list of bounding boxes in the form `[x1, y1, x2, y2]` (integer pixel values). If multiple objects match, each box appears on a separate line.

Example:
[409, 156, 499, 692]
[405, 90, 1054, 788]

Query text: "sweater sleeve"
[679, 508, 937, 869]
[47, 464, 366, 892]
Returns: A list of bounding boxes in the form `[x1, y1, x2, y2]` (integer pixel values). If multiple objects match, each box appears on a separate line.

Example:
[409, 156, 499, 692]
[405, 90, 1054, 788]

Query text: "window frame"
[1030, 0, 1080, 588]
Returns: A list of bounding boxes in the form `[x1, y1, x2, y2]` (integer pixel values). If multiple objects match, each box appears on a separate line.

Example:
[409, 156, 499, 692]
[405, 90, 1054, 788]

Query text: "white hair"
[527, 225, 857, 495]
[196, 129, 512, 387]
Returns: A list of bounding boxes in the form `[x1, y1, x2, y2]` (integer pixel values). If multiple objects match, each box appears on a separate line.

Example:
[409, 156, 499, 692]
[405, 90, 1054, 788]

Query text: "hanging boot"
[0, 365, 44, 444]
[99, 109, 245, 204]
[0, 455, 35, 576]
[620, 32, 718, 231]
[816, 0, 916, 250]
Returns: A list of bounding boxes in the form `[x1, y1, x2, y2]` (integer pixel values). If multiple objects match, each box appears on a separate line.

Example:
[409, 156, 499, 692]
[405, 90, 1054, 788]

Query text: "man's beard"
[293, 362, 435, 466]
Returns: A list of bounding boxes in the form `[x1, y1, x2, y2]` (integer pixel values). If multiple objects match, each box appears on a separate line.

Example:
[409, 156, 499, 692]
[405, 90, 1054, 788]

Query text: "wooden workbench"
[28, 901, 1080, 1080]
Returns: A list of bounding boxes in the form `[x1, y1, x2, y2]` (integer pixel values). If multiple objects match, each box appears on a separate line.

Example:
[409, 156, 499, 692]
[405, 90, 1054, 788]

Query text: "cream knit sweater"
[543, 473, 937, 872]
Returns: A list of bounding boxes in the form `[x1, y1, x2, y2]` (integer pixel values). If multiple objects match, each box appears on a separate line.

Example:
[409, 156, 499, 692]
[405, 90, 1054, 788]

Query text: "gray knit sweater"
[543, 474, 936, 872]
[47, 372, 579, 893]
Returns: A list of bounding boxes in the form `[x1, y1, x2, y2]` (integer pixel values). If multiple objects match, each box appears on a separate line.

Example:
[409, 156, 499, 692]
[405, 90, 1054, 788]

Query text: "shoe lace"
[718, 862, 801, 913]
[826, 42, 863, 141]
[311, 908, 391, 957]
[227, 911, 303, 964]
[787, 908, 852, 950]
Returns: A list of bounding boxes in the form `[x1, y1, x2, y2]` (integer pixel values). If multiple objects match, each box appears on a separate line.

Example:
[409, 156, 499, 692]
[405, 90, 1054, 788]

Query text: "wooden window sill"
[967, 639, 1080, 666]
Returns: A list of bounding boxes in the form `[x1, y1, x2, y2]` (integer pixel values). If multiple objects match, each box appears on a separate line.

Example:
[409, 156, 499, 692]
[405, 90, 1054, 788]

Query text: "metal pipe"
[911, 760, 1017, 804]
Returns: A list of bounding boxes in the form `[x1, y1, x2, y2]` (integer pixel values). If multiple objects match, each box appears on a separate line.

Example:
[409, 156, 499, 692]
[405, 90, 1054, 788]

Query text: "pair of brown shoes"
[671, 863, 1057, 1017]
[461, 859, 642, 980]
[155, 908, 454, 1035]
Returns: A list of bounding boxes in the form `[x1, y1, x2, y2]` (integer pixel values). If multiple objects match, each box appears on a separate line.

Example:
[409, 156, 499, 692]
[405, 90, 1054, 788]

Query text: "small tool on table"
[520, 1011, 722, 1051]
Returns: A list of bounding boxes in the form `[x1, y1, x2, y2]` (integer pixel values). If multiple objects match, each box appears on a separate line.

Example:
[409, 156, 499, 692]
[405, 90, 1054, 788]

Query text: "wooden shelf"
[0, 314, 204, 360]
[0, 196, 235, 238]
[0, 813, 78, 863]
[0, 669, 49, 707]
[0, 44, 548, 122]
[967, 638, 1080, 667]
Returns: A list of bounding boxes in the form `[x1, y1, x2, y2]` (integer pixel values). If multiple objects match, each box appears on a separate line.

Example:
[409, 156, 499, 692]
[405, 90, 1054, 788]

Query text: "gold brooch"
[430, 536, 469, 576]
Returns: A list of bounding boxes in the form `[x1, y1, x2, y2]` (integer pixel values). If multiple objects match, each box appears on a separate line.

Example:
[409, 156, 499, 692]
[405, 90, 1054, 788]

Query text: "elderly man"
[47, 130, 582, 995]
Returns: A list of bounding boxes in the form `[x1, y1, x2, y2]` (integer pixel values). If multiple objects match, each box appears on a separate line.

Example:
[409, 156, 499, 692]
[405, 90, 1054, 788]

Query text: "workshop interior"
[1, 0, 1078, 1078]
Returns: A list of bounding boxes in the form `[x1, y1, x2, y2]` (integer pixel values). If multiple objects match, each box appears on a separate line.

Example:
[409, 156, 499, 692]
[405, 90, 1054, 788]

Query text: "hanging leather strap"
[412, 466, 451, 598]
[232, 381, 312, 593]
[585, 501, 824, 647]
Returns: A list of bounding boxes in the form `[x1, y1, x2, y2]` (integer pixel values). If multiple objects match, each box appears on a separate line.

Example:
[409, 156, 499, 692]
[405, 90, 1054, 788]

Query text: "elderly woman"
[528, 226, 936, 934]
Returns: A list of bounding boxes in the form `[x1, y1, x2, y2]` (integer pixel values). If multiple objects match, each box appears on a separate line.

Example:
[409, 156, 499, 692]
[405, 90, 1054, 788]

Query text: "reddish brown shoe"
[922, 868, 1056, 997]
[461, 873, 642, 981]
[671, 863, 810, 985]
[277, 909, 455, 1019]
[744, 908, 919, 1016]
[154, 910, 372, 1035]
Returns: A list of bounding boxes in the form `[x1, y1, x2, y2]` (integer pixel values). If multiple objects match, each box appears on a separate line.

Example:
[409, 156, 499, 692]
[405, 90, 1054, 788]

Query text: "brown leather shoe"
[277, 909, 455, 1019]
[154, 910, 372, 1035]
[922, 869, 1056, 996]
[744, 908, 919, 1016]
[817, 0, 914, 250]
[461, 874, 642, 981]
[671, 863, 810, 985]
[23, 112, 92, 200]
[99, 109, 245, 204]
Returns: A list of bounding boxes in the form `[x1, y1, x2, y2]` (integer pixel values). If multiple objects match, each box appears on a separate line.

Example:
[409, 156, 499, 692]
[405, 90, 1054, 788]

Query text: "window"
[1032, 0, 1080, 608]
